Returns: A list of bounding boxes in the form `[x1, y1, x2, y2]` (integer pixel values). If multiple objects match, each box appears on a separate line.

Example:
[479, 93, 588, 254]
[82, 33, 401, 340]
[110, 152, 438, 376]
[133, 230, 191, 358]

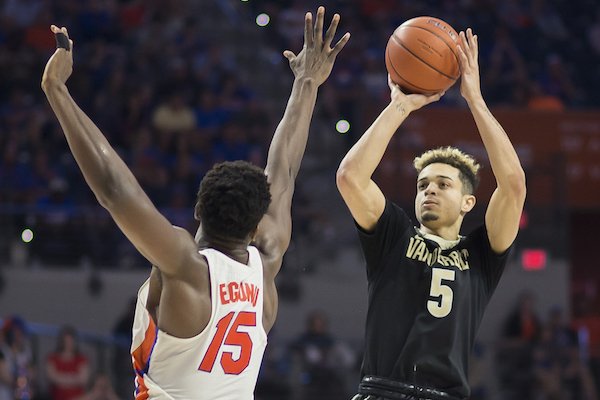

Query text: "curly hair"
[413, 146, 481, 194]
[195, 161, 271, 240]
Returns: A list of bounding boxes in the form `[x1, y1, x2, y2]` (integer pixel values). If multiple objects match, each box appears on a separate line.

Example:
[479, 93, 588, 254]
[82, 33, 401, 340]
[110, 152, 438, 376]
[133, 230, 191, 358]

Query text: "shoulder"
[463, 225, 487, 243]
[162, 245, 209, 288]
[465, 224, 513, 256]
[357, 199, 411, 237]
[254, 247, 281, 281]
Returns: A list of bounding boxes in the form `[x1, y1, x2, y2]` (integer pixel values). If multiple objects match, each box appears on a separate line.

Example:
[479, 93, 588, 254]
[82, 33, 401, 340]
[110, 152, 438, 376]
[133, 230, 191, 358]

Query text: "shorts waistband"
[358, 375, 462, 400]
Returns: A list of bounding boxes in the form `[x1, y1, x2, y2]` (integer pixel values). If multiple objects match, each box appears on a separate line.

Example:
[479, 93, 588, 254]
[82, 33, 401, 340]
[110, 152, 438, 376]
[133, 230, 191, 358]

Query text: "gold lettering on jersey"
[406, 236, 470, 271]
[219, 282, 260, 307]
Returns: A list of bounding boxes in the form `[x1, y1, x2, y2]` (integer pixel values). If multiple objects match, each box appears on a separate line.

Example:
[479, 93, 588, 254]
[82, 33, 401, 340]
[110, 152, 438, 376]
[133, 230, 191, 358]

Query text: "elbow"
[336, 164, 355, 193]
[336, 163, 366, 200]
[95, 176, 137, 210]
[95, 185, 120, 210]
[41, 77, 56, 94]
[507, 169, 527, 203]
[41, 78, 67, 97]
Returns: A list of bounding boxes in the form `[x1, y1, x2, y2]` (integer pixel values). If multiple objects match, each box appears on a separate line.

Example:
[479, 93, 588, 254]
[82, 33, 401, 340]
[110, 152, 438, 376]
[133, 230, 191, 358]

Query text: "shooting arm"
[337, 77, 443, 231]
[336, 102, 409, 231]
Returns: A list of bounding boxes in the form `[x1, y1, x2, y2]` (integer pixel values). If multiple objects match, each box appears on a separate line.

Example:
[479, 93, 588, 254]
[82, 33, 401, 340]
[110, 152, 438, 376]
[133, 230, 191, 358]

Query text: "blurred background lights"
[21, 228, 34, 243]
[256, 13, 270, 27]
[336, 119, 350, 134]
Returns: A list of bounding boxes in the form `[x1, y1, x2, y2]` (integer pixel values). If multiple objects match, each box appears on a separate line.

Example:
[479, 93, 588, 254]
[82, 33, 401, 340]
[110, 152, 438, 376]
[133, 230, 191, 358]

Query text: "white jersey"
[131, 246, 268, 400]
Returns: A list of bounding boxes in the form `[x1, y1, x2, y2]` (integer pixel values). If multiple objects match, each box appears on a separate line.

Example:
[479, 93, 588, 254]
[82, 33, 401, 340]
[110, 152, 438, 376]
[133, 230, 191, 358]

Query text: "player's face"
[414, 163, 474, 228]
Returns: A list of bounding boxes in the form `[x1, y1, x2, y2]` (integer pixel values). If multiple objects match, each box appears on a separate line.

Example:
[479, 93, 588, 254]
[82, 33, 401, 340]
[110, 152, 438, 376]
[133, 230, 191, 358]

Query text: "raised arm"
[336, 78, 443, 231]
[41, 26, 197, 276]
[458, 29, 526, 253]
[253, 7, 349, 275]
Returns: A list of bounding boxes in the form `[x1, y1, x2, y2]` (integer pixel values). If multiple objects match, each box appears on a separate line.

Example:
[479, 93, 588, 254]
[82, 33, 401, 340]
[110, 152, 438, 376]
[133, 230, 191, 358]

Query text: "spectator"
[75, 373, 119, 400]
[536, 53, 580, 105]
[503, 291, 542, 344]
[46, 325, 90, 400]
[111, 298, 136, 399]
[533, 311, 598, 400]
[31, 177, 83, 265]
[290, 310, 354, 400]
[588, 7, 600, 56]
[255, 328, 293, 400]
[527, 81, 565, 111]
[496, 291, 542, 398]
[0, 346, 13, 400]
[194, 91, 231, 133]
[533, 324, 569, 399]
[484, 25, 529, 105]
[151, 92, 196, 135]
[1, 316, 35, 400]
[0, 0, 598, 270]
[572, 293, 600, 395]
[2, 0, 45, 29]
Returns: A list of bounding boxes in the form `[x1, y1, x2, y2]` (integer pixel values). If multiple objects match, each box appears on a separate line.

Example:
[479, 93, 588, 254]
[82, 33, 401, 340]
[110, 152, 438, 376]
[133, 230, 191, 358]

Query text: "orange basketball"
[385, 16, 460, 95]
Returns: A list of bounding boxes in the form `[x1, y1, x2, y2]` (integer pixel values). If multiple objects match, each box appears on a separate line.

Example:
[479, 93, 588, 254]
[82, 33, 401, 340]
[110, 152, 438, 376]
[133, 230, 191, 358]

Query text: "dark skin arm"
[41, 26, 200, 279]
[43, 26, 209, 338]
[251, 7, 349, 330]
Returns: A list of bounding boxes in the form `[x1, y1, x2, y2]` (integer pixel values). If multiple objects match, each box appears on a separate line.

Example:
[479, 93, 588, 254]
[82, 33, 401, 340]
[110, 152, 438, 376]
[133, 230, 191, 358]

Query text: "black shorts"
[355, 375, 462, 400]
[352, 394, 427, 400]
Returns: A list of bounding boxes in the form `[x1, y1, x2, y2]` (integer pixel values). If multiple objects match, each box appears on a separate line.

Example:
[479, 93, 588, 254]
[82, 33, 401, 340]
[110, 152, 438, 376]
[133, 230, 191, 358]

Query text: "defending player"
[337, 29, 526, 399]
[41, 7, 349, 399]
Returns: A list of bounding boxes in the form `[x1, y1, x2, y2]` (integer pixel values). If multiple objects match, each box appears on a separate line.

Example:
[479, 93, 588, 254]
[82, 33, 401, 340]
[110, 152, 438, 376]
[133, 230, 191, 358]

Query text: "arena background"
[0, 0, 599, 399]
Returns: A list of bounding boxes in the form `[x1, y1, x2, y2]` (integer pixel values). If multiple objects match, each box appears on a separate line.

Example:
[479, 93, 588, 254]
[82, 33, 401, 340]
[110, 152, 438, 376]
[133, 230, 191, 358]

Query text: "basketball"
[385, 16, 460, 95]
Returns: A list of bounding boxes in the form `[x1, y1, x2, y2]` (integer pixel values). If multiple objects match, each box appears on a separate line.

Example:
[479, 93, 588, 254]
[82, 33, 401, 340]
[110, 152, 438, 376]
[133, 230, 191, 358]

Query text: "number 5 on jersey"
[199, 311, 256, 375]
[427, 268, 456, 318]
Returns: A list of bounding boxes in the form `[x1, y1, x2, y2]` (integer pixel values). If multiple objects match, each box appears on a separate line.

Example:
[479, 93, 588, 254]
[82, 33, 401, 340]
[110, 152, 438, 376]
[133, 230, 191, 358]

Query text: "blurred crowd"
[257, 0, 600, 110]
[3, 291, 600, 400]
[0, 316, 121, 400]
[1, 2, 599, 399]
[1, 0, 270, 266]
[493, 292, 600, 400]
[0, 0, 599, 267]
[0, 309, 359, 400]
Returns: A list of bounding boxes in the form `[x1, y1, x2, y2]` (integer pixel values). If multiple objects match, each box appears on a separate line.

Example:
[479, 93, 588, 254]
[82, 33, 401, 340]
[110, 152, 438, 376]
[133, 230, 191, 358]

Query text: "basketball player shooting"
[41, 7, 349, 399]
[337, 29, 526, 400]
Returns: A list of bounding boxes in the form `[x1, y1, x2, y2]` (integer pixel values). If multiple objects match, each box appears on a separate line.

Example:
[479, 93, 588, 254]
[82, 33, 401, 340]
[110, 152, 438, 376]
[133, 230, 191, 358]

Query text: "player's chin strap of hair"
[359, 376, 463, 400]
[55, 32, 71, 52]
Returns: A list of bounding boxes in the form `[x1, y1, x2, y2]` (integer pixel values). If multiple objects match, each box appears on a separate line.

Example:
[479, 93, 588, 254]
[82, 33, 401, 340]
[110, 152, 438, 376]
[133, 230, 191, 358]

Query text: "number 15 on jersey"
[198, 311, 256, 375]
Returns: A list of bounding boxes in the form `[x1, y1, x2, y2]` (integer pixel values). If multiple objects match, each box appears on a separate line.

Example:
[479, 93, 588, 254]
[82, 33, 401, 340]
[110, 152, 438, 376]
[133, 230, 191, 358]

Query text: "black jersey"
[356, 200, 512, 399]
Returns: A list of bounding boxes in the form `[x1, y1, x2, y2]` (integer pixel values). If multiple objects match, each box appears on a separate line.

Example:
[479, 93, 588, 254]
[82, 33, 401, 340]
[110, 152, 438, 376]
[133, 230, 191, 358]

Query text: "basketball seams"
[389, 33, 458, 83]
[386, 45, 436, 95]
[402, 21, 460, 59]
[394, 25, 460, 79]
[385, 16, 460, 94]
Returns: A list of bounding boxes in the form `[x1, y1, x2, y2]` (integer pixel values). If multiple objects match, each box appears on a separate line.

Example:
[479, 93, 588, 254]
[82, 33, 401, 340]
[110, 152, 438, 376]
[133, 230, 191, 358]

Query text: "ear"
[194, 223, 203, 242]
[461, 194, 476, 213]
[249, 227, 258, 242]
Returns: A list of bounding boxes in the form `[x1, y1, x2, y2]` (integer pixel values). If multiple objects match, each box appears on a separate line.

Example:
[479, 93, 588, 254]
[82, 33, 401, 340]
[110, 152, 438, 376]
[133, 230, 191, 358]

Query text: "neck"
[196, 228, 251, 264]
[419, 222, 461, 241]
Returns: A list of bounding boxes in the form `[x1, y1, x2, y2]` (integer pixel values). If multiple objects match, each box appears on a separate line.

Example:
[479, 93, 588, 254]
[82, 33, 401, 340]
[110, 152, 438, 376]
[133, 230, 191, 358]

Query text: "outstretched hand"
[283, 6, 350, 86]
[457, 28, 482, 103]
[41, 25, 74, 92]
[388, 75, 444, 115]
